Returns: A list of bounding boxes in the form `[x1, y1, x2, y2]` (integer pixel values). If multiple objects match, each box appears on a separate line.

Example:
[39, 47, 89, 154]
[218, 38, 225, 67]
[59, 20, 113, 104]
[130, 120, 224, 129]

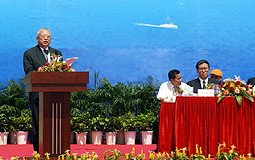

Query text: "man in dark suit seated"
[23, 28, 62, 152]
[187, 60, 220, 93]
[247, 77, 255, 86]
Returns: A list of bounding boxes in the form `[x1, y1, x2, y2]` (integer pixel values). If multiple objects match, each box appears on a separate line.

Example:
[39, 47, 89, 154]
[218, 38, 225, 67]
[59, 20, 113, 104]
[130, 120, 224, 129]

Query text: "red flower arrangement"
[217, 76, 254, 105]
[38, 53, 75, 72]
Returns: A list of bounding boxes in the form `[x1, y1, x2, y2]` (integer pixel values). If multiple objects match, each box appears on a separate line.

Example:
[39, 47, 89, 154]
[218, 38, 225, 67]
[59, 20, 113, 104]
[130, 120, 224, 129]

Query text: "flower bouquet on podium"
[38, 53, 77, 72]
[217, 75, 254, 105]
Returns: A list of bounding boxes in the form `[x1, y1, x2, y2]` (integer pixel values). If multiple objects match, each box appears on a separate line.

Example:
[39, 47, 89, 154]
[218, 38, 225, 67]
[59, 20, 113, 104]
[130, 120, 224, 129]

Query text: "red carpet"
[0, 144, 157, 160]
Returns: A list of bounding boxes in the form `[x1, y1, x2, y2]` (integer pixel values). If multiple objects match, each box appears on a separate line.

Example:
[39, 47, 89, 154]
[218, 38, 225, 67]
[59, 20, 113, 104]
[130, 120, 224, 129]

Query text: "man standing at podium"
[23, 28, 62, 152]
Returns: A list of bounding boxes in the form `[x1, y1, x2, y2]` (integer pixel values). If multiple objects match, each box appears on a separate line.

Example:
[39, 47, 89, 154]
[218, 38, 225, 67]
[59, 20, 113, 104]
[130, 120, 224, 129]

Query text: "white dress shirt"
[40, 47, 50, 63]
[199, 77, 209, 89]
[157, 81, 193, 102]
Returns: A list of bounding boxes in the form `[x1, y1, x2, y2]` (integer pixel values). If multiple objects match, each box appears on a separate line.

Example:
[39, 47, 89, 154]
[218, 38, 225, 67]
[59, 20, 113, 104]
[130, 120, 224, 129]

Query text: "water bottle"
[214, 84, 219, 96]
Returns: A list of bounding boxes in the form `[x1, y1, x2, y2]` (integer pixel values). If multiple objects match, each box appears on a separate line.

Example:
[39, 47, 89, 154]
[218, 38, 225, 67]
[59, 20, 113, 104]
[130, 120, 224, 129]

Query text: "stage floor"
[0, 144, 157, 160]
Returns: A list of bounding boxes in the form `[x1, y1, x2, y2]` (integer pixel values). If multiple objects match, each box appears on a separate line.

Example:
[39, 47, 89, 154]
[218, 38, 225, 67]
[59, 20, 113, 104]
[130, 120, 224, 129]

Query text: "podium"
[24, 72, 89, 156]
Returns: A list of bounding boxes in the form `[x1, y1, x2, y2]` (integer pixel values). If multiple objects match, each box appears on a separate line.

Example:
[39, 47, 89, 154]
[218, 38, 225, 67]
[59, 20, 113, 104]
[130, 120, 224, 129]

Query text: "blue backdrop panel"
[0, 0, 255, 86]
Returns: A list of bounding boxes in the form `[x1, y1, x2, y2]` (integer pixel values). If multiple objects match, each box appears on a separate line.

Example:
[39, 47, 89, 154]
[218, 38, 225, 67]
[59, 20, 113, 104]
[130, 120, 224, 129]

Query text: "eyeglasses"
[198, 67, 209, 71]
[39, 34, 51, 39]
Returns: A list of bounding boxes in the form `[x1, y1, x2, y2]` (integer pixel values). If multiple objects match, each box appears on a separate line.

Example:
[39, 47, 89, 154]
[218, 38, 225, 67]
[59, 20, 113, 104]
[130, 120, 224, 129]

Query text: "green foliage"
[0, 105, 20, 117]
[0, 79, 29, 116]
[0, 74, 161, 136]
[0, 113, 9, 132]
[136, 112, 156, 131]
[71, 73, 161, 118]
[170, 148, 189, 160]
[88, 115, 106, 132]
[190, 154, 206, 160]
[216, 143, 239, 160]
[121, 112, 139, 132]
[9, 110, 32, 132]
[70, 112, 90, 133]
[103, 149, 124, 160]
[70, 108, 83, 117]
[103, 116, 122, 132]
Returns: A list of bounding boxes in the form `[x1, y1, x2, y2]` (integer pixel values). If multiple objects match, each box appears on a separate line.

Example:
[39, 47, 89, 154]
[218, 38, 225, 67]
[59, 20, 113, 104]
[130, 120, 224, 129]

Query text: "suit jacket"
[187, 78, 220, 93]
[247, 77, 255, 86]
[23, 45, 62, 101]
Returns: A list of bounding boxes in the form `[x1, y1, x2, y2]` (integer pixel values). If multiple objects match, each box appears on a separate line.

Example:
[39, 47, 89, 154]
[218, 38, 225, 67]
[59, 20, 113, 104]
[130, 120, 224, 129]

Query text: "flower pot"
[116, 130, 125, 144]
[70, 132, 75, 144]
[16, 131, 28, 144]
[105, 132, 116, 145]
[88, 131, 92, 144]
[141, 131, 153, 145]
[124, 131, 136, 145]
[0, 132, 9, 145]
[10, 130, 17, 144]
[92, 131, 103, 145]
[76, 132, 87, 145]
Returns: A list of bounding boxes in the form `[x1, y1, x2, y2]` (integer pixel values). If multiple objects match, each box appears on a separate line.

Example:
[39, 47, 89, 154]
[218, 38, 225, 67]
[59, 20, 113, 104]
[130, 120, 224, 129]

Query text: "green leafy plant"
[216, 142, 238, 160]
[70, 72, 161, 118]
[189, 145, 206, 160]
[121, 112, 139, 132]
[0, 105, 20, 118]
[70, 112, 90, 133]
[0, 113, 9, 132]
[0, 79, 29, 116]
[88, 115, 106, 132]
[169, 147, 189, 160]
[103, 116, 122, 133]
[136, 112, 156, 131]
[103, 149, 124, 160]
[9, 110, 32, 132]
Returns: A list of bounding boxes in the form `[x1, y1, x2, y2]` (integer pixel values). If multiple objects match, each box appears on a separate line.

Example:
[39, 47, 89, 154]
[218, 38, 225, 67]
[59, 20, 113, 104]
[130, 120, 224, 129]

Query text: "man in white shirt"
[153, 69, 193, 152]
[157, 69, 193, 102]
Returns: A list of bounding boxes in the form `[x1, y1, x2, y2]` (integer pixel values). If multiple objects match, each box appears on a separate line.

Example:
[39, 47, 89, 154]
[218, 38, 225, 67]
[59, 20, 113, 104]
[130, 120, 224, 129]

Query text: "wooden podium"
[24, 72, 89, 157]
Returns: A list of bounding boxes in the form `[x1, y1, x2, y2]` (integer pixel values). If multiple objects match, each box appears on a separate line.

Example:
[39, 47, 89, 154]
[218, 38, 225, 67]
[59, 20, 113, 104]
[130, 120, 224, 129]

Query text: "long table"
[158, 96, 255, 156]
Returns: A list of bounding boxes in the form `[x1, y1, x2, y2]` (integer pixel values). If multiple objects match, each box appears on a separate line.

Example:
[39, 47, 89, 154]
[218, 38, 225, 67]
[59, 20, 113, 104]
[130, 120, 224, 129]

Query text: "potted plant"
[70, 112, 90, 144]
[9, 110, 32, 144]
[121, 112, 138, 145]
[136, 112, 156, 145]
[103, 116, 121, 145]
[0, 113, 9, 145]
[88, 115, 106, 145]
[115, 116, 125, 144]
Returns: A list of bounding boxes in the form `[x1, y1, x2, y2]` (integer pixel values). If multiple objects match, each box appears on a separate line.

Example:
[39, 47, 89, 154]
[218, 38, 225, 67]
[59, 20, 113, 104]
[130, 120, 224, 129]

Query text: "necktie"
[44, 50, 50, 62]
[174, 86, 178, 96]
[44, 49, 49, 55]
[203, 81, 206, 89]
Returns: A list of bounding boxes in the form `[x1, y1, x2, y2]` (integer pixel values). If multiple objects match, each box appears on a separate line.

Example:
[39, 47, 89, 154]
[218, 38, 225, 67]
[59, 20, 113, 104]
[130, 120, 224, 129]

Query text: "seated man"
[153, 69, 193, 152]
[157, 69, 193, 102]
[187, 60, 220, 93]
[210, 69, 223, 82]
[247, 77, 255, 86]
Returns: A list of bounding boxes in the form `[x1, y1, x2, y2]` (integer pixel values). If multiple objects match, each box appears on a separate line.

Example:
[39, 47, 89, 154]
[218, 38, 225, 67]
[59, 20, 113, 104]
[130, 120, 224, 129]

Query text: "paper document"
[65, 57, 78, 66]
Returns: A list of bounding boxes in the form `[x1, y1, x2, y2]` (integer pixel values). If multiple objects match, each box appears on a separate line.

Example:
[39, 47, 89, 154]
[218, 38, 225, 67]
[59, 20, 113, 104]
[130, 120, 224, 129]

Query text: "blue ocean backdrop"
[1, 0, 255, 87]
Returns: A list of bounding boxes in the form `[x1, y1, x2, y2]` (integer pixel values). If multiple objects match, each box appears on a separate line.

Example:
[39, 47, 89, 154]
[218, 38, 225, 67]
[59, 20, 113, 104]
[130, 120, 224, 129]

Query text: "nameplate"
[197, 89, 214, 97]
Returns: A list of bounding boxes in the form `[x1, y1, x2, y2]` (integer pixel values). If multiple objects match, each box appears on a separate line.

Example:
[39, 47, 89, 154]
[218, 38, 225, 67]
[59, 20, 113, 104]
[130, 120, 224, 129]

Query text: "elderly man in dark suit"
[187, 60, 220, 93]
[23, 28, 62, 152]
